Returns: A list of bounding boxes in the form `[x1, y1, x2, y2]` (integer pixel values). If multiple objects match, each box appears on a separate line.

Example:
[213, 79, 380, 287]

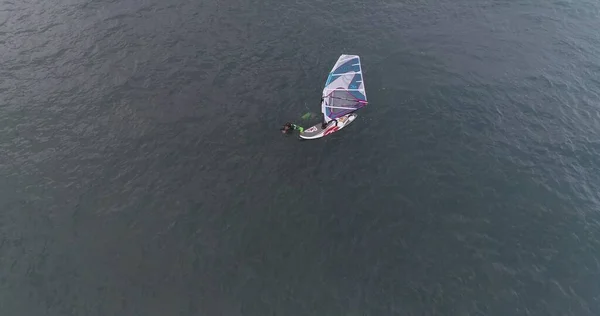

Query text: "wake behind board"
[299, 113, 357, 140]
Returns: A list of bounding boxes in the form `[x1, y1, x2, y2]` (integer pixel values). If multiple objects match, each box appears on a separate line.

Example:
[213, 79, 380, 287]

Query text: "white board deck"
[299, 113, 357, 140]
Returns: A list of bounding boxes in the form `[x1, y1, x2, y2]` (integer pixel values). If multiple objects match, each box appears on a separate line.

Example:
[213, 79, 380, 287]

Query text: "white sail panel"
[321, 55, 367, 122]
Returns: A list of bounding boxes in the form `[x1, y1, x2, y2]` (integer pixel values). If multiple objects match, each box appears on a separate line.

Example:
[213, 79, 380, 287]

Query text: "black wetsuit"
[321, 119, 337, 129]
[281, 123, 304, 134]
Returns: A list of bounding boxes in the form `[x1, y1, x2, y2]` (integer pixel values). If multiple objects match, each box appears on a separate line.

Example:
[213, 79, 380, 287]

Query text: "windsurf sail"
[321, 55, 368, 123]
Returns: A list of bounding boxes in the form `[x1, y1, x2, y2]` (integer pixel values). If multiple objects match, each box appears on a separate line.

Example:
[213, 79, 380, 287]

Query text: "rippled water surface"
[2, 0, 600, 315]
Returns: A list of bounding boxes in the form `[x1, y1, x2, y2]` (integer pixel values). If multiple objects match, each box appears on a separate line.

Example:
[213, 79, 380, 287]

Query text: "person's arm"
[291, 124, 303, 132]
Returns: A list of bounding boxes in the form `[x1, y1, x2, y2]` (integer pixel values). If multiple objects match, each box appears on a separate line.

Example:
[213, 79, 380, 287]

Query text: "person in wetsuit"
[320, 97, 339, 129]
[280, 122, 304, 134]
[321, 119, 338, 129]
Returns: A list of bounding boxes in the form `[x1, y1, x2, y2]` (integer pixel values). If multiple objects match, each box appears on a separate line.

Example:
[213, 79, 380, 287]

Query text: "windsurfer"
[320, 97, 341, 129]
[321, 119, 337, 129]
[281, 122, 304, 134]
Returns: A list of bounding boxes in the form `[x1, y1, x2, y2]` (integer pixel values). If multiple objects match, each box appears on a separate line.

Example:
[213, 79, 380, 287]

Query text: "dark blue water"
[2, 0, 600, 314]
